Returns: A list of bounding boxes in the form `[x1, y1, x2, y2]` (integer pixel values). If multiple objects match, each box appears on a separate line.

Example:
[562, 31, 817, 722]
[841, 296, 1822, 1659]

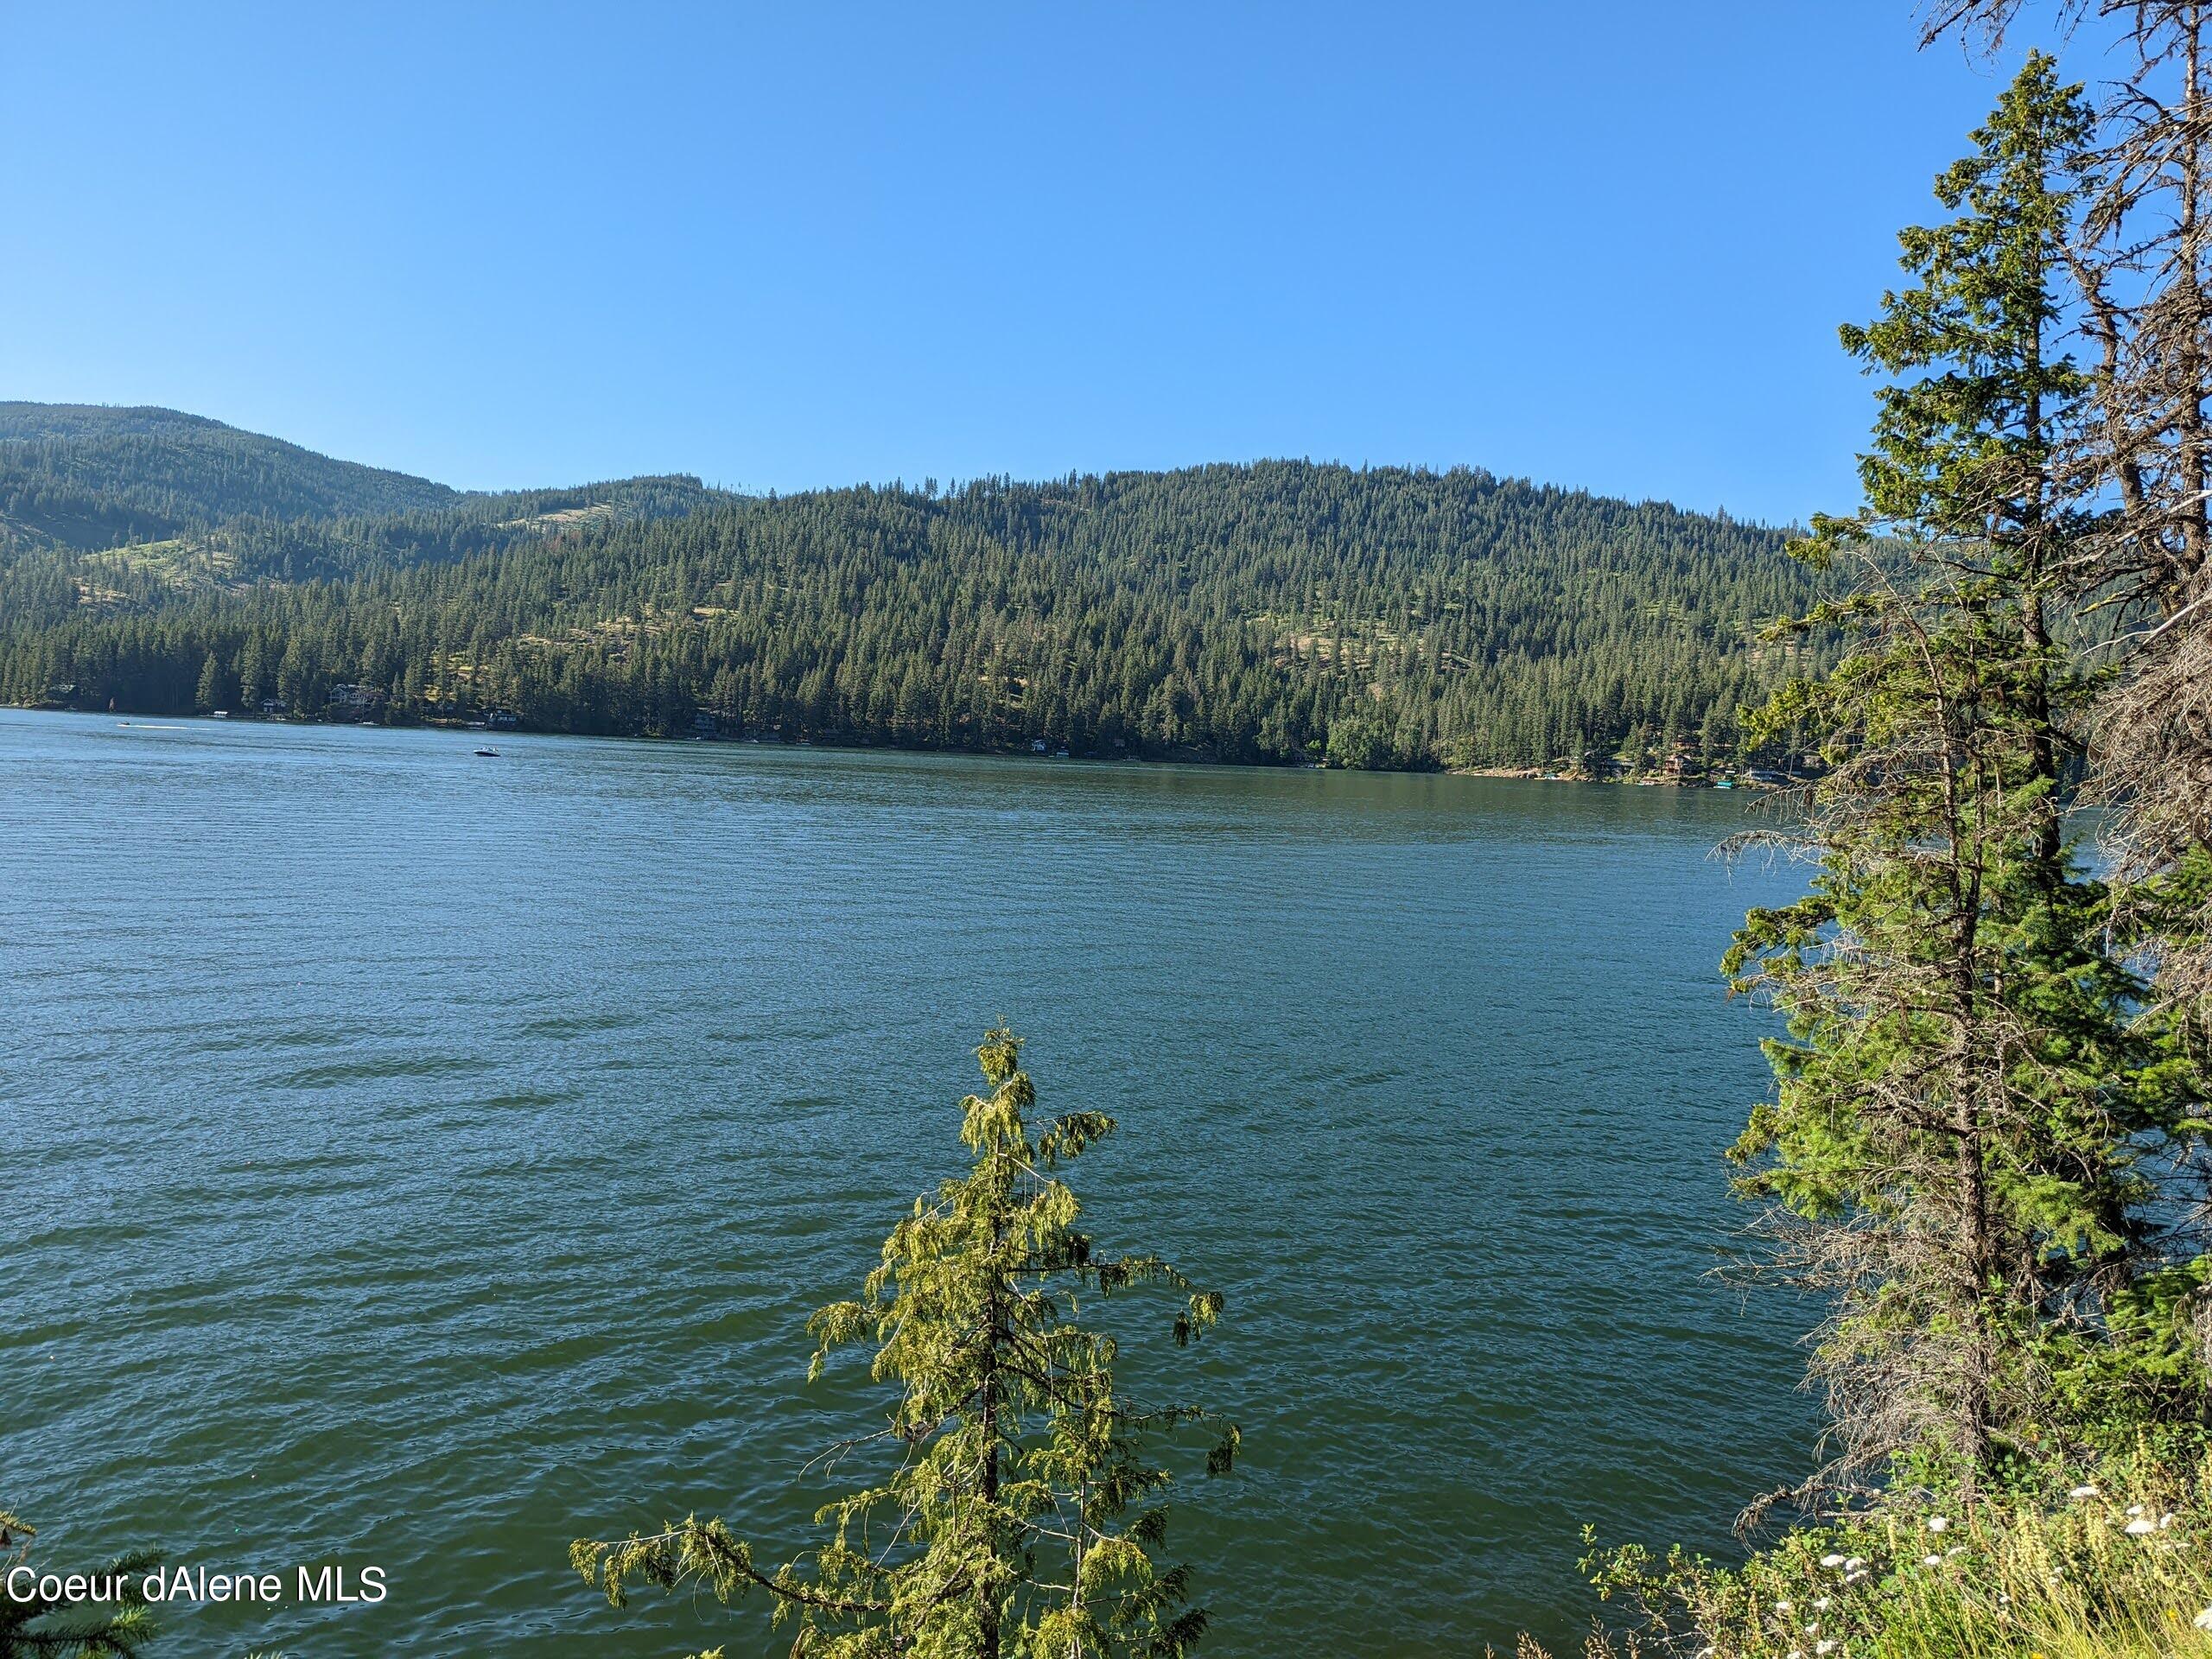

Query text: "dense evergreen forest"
[0, 403, 463, 545]
[0, 404, 1825, 772]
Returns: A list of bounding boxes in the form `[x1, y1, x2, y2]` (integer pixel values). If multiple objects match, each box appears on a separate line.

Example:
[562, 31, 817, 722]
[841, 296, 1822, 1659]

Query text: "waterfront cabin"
[325, 683, 385, 717]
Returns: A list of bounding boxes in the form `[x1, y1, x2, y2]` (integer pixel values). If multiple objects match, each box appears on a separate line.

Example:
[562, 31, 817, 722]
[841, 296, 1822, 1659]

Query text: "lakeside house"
[325, 683, 385, 717]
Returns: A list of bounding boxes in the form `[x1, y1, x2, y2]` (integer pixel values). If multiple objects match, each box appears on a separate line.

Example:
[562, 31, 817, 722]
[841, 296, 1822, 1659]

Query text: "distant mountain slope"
[0, 403, 461, 547]
[0, 403, 731, 605]
[182, 473, 731, 584]
[0, 442, 1826, 772]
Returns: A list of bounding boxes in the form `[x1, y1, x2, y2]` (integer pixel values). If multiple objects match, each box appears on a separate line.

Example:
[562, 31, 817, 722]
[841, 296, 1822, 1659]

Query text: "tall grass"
[1584, 1457, 2212, 1659]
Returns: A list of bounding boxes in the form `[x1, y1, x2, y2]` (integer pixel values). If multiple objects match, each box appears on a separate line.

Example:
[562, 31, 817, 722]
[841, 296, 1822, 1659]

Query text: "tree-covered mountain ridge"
[0, 401, 461, 543]
[0, 400, 727, 559]
[0, 402, 1827, 773]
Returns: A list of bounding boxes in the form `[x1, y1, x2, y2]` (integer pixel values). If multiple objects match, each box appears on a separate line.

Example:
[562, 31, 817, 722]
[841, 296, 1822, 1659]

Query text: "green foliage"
[0, 403, 460, 546]
[573, 1029, 1236, 1659]
[1573, 39, 2212, 1659]
[1586, 1454, 2212, 1659]
[0, 1511, 157, 1658]
[1725, 54, 2209, 1486]
[0, 430, 1827, 770]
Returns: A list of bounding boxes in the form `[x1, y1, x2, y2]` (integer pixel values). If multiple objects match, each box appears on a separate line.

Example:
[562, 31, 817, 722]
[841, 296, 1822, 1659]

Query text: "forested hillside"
[0, 404, 463, 547]
[0, 440, 1821, 770]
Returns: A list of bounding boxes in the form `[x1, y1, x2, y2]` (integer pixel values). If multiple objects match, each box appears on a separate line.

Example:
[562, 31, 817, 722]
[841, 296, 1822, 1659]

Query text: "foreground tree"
[1923, 0, 2212, 1042]
[1584, 29, 2212, 1659]
[574, 1028, 1237, 1659]
[0, 1511, 156, 1658]
[1726, 57, 2206, 1503]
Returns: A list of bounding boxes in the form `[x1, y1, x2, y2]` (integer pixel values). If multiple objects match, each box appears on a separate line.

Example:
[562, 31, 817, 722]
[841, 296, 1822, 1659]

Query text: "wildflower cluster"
[1585, 1455, 2212, 1659]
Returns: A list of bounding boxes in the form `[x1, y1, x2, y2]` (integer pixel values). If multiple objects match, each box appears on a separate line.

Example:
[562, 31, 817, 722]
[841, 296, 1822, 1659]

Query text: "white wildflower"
[1820, 1553, 1848, 1569]
[1926, 1516, 1948, 1532]
[1922, 1554, 1942, 1567]
[1844, 1570, 1871, 1586]
[2159, 1512, 2177, 1529]
[1816, 1644, 1838, 1656]
[2126, 1516, 2158, 1535]
[2127, 1504, 2146, 1517]
[2193, 1609, 2212, 1632]
[1777, 1600, 1793, 1613]
[1946, 1547, 1967, 1559]
[1813, 1598, 1831, 1611]
[1845, 1557, 1867, 1573]
[2069, 1484, 2099, 1499]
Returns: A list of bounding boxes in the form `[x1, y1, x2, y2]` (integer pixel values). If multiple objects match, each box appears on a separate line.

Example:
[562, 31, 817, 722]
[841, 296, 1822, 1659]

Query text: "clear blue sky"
[2, 2, 2091, 523]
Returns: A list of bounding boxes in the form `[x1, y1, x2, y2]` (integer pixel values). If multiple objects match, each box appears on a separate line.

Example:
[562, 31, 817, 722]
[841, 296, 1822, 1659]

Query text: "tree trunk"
[979, 1194, 1007, 1659]
[1955, 1085, 1993, 1483]
[2183, 11, 2210, 595]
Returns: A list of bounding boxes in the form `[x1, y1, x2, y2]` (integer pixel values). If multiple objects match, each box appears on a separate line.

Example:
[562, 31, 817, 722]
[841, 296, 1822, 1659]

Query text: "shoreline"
[11, 702, 1799, 789]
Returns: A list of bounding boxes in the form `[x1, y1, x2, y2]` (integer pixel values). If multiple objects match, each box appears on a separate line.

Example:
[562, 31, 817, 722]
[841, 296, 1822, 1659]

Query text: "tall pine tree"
[1726, 56, 2206, 1497]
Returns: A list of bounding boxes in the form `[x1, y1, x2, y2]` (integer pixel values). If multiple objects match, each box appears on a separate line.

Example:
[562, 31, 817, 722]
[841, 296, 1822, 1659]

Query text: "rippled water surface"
[2, 709, 1815, 1656]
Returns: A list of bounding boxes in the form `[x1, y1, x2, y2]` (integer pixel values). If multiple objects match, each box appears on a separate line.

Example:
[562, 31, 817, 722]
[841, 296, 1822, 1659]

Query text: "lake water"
[0, 709, 1815, 1656]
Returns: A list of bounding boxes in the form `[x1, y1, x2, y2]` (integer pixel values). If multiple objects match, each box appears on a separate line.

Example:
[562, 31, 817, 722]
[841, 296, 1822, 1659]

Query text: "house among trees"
[325, 683, 385, 717]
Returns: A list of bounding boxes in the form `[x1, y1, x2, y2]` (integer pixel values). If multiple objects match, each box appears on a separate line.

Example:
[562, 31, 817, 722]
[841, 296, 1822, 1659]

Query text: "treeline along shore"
[0, 408, 1832, 776]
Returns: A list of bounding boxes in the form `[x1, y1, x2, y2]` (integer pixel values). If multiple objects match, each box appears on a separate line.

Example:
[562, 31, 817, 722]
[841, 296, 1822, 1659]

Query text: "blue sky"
[2, 2, 2092, 523]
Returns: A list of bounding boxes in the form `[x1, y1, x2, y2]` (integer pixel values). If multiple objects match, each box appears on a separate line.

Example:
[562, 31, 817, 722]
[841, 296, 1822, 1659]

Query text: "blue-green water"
[1, 709, 1813, 1656]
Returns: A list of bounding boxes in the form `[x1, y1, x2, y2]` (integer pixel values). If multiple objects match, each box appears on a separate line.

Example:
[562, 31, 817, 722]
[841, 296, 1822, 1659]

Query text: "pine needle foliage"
[1723, 56, 2209, 1498]
[0, 449, 1825, 776]
[1923, 0, 2212, 1074]
[573, 1028, 1237, 1659]
[0, 1511, 156, 1658]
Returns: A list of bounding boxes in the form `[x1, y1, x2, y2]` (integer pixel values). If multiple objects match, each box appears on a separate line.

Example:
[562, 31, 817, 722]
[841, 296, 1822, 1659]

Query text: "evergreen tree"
[573, 1029, 1237, 1659]
[1724, 58, 2208, 1497]
[1, 442, 1827, 772]
[0, 1511, 156, 1657]
[1925, 0, 2212, 1106]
